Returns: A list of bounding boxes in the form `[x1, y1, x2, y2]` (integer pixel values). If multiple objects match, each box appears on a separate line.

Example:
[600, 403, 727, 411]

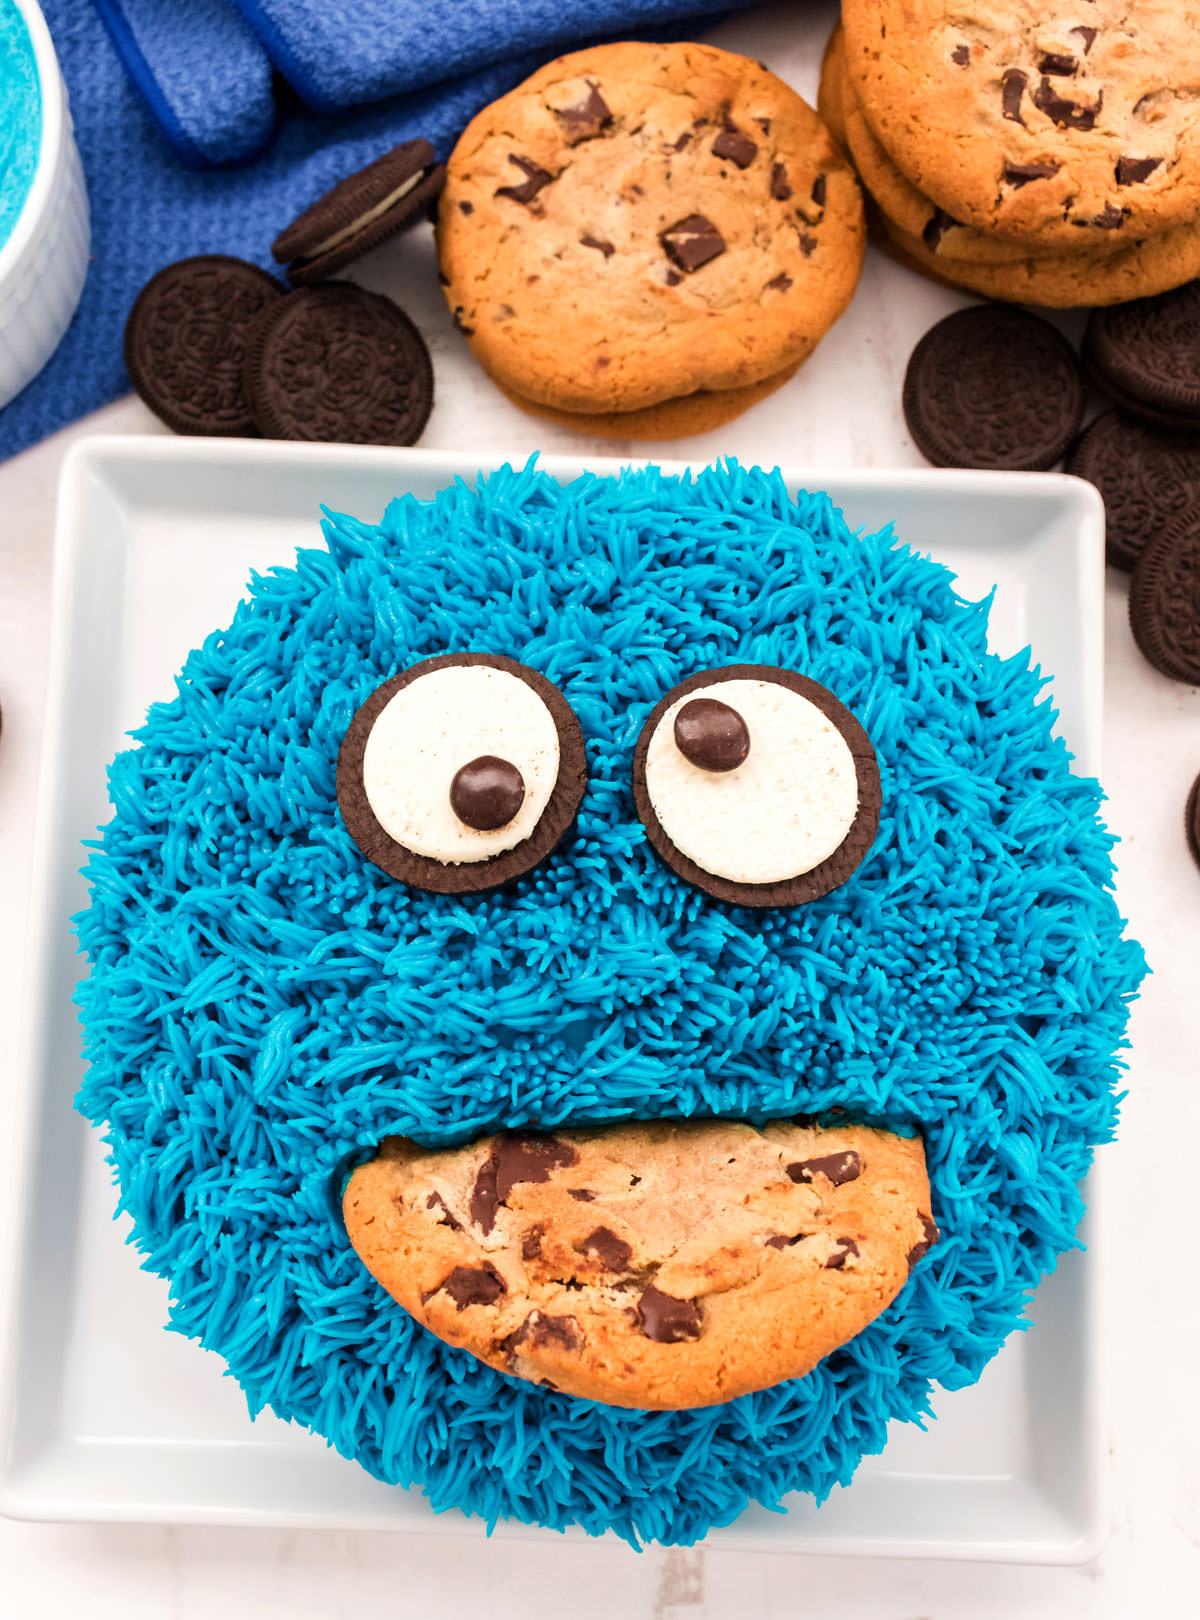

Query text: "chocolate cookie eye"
[336, 653, 587, 894]
[631, 664, 881, 907]
[449, 756, 526, 830]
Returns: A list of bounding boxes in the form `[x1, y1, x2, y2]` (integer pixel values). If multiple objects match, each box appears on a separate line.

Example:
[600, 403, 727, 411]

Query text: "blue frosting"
[75, 461, 1145, 1546]
[0, 0, 41, 253]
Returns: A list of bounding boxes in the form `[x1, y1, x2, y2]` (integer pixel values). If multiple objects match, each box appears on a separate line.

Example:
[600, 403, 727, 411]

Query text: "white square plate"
[0, 437, 1107, 1560]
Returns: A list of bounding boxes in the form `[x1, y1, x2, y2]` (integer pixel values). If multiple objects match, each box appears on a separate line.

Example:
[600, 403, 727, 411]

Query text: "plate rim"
[0, 435, 1108, 1560]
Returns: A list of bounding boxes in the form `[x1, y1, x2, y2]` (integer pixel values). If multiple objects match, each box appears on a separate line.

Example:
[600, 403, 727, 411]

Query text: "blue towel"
[1, 1, 755, 461]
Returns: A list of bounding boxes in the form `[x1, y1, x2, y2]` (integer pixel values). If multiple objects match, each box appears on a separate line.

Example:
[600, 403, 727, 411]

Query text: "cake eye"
[336, 653, 586, 894]
[631, 664, 881, 907]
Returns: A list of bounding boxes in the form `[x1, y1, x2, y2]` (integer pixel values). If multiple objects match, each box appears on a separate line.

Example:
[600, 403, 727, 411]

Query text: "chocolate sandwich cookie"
[903, 306, 1084, 470]
[343, 1118, 936, 1409]
[1066, 411, 1200, 572]
[272, 139, 446, 285]
[632, 664, 880, 908]
[337, 653, 587, 895]
[125, 255, 285, 436]
[437, 41, 864, 416]
[1178, 771, 1198, 874]
[1187, 772, 1200, 874]
[1085, 282, 1200, 429]
[1129, 506, 1200, 684]
[243, 284, 433, 444]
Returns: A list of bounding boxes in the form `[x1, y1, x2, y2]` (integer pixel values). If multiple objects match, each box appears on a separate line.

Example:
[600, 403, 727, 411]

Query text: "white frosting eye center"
[644, 678, 860, 885]
[361, 665, 560, 864]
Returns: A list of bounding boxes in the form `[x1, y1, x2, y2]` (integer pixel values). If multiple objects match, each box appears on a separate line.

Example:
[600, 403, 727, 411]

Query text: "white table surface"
[2, 3, 1198, 1614]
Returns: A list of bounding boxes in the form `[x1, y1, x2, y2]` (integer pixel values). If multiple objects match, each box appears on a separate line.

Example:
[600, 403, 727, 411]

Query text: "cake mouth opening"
[339, 1117, 939, 1409]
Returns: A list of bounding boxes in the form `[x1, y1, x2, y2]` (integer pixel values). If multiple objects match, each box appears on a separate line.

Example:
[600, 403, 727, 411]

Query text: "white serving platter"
[0, 437, 1107, 1560]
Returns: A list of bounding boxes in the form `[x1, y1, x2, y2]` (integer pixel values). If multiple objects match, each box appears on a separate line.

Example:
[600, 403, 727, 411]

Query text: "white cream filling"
[301, 169, 425, 259]
[644, 679, 860, 885]
[362, 665, 560, 863]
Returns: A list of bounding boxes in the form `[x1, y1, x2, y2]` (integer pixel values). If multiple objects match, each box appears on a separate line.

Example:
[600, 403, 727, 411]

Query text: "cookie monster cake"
[75, 460, 1145, 1545]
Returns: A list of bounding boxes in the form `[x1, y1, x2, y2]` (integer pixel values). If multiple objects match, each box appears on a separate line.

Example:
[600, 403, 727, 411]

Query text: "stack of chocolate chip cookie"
[823, 6, 1200, 308]
[437, 41, 865, 439]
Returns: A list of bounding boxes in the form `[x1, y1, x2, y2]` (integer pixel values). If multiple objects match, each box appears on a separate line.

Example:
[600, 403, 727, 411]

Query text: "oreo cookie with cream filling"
[632, 664, 880, 907]
[337, 652, 587, 894]
[272, 139, 446, 285]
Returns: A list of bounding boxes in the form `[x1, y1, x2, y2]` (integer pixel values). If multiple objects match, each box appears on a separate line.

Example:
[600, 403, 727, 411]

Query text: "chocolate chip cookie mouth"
[343, 1118, 937, 1410]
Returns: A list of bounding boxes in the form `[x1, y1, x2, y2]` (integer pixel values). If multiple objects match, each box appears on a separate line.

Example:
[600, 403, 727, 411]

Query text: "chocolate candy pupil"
[449, 755, 526, 830]
[673, 697, 750, 772]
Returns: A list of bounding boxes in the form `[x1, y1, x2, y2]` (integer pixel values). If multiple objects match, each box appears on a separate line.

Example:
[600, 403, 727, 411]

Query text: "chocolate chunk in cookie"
[271, 139, 446, 285]
[903, 307, 1084, 471]
[1066, 411, 1200, 572]
[343, 1119, 934, 1409]
[495, 154, 554, 206]
[125, 256, 285, 437]
[1128, 506, 1200, 684]
[661, 215, 726, 273]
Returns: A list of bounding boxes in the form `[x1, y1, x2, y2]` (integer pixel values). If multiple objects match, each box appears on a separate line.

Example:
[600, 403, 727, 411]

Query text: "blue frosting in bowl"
[0, 0, 42, 255]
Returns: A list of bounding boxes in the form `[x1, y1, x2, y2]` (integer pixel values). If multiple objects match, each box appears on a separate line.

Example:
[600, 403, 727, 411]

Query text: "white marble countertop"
[2, 2, 1198, 1613]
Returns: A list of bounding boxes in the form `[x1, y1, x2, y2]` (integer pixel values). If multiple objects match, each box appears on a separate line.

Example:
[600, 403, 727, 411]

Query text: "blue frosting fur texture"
[75, 462, 1145, 1545]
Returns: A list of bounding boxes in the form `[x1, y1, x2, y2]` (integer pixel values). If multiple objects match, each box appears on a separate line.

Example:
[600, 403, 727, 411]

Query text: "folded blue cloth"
[231, 0, 744, 112]
[92, 0, 277, 166]
[0, 1, 757, 461]
[93, 0, 744, 168]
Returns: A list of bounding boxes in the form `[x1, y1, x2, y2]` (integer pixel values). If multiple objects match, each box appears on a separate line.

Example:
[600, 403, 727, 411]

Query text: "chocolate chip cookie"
[437, 42, 864, 416]
[841, 1, 1200, 251]
[875, 208, 1200, 309]
[343, 1118, 936, 1409]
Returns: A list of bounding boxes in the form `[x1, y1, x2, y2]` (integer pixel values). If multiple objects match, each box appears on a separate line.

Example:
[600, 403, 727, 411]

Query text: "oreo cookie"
[1085, 281, 1200, 429]
[1187, 772, 1200, 874]
[631, 665, 880, 909]
[1128, 505, 1200, 685]
[1066, 411, 1200, 572]
[124, 256, 285, 437]
[336, 653, 588, 895]
[244, 284, 433, 445]
[272, 140, 446, 285]
[903, 306, 1084, 471]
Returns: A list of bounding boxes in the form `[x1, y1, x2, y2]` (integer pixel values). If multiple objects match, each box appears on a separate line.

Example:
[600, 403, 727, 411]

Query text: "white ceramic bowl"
[0, 0, 89, 411]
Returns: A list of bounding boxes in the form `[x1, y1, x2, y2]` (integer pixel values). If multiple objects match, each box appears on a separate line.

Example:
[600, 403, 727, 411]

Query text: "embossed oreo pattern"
[243, 284, 433, 445]
[125, 256, 285, 437]
[344, 1119, 936, 1409]
[1129, 506, 1200, 685]
[1066, 411, 1200, 572]
[903, 307, 1084, 470]
[1086, 281, 1200, 421]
